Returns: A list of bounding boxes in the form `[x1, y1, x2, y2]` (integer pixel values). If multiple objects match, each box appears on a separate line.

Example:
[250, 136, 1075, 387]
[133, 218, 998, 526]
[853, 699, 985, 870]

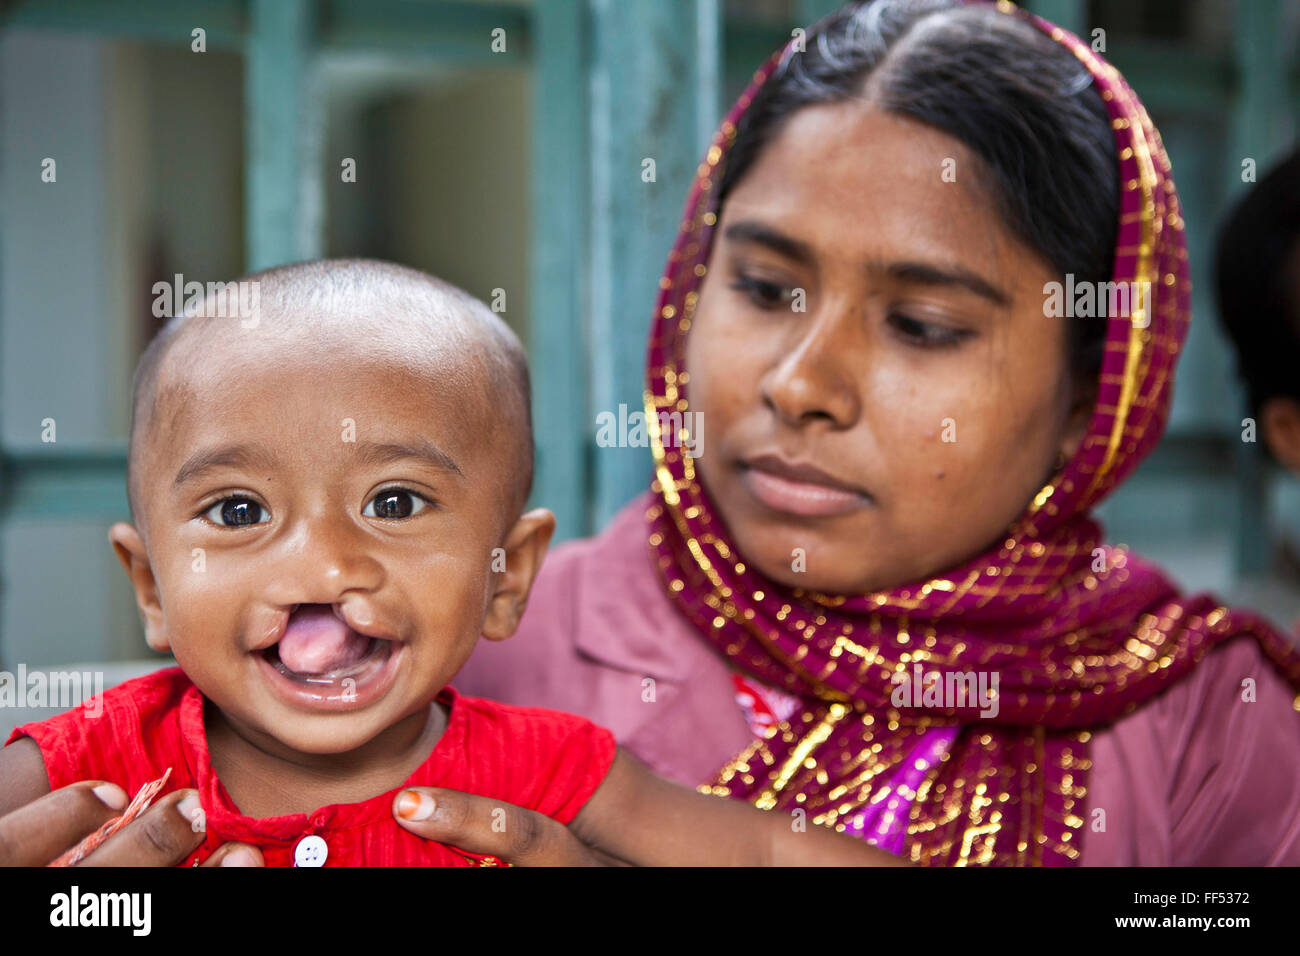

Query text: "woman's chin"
[737, 545, 898, 596]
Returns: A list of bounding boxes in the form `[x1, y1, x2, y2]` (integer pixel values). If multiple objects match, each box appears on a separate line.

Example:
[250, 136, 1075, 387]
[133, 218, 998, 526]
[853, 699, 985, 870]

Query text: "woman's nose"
[759, 303, 862, 429]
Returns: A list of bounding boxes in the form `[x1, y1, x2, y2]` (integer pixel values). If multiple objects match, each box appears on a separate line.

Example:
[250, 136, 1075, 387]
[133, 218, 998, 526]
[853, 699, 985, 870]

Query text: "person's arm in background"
[1165, 639, 1300, 865]
[571, 747, 910, 865]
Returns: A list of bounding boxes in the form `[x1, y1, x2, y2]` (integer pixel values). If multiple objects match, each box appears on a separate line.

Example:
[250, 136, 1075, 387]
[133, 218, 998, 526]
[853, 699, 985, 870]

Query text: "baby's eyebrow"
[173, 443, 277, 489]
[171, 439, 463, 489]
[351, 440, 464, 477]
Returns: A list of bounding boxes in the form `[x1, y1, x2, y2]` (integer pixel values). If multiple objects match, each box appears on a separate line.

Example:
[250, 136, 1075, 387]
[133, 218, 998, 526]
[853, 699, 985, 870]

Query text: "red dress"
[4, 667, 617, 866]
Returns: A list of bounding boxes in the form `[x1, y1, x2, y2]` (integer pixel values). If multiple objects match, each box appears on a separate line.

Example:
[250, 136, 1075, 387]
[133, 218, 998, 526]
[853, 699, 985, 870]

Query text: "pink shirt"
[457, 493, 1300, 865]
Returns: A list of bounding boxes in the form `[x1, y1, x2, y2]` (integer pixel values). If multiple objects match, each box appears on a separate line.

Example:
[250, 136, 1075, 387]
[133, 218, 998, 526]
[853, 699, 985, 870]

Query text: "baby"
[0, 259, 903, 866]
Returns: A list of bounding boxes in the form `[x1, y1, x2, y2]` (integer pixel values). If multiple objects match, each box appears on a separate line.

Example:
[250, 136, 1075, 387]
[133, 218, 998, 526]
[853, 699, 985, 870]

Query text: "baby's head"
[111, 259, 554, 758]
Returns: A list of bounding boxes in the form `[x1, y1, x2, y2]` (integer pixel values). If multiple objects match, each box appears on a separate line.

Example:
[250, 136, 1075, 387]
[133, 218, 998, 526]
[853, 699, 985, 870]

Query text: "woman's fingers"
[0, 781, 125, 866]
[392, 787, 604, 866]
[75, 789, 207, 867]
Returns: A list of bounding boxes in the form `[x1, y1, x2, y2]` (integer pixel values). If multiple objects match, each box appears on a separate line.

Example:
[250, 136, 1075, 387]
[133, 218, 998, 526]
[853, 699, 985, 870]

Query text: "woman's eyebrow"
[883, 261, 1011, 306]
[723, 220, 814, 265]
[724, 220, 1011, 307]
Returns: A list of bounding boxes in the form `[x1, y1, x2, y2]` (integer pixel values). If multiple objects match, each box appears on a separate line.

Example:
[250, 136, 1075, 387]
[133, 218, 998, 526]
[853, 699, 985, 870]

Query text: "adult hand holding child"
[0, 762, 262, 866]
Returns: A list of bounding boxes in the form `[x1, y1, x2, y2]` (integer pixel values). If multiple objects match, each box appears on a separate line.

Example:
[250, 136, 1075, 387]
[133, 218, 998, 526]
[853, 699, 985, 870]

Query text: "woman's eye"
[731, 275, 794, 309]
[205, 497, 269, 527]
[888, 312, 969, 348]
[364, 489, 430, 520]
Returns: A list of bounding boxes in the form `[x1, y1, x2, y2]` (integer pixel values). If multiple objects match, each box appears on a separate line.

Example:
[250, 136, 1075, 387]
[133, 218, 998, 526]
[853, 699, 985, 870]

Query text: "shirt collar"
[178, 683, 461, 844]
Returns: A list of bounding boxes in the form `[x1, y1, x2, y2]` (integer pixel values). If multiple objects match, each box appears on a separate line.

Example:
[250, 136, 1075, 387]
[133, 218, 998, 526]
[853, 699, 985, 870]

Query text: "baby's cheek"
[406, 562, 488, 633]
[163, 562, 240, 632]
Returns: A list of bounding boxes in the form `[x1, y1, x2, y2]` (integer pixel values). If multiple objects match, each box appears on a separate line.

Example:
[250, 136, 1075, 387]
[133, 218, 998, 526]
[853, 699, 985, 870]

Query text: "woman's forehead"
[718, 105, 1038, 288]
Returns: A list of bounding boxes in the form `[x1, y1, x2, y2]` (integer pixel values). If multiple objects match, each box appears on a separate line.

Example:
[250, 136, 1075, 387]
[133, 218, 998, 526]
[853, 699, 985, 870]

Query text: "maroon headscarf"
[644, 0, 1300, 865]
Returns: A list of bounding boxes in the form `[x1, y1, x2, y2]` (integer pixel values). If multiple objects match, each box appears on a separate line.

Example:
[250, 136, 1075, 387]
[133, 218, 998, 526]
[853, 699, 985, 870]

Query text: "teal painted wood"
[722, 21, 786, 102]
[317, 0, 531, 64]
[794, 0, 847, 26]
[529, 0, 589, 542]
[0, 448, 129, 522]
[245, 0, 316, 271]
[588, 0, 721, 530]
[1027, 0, 1086, 37]
[1228, 0, 1290, 576]
[0, 0, 529, 61]
[0, 0, 244, 48]
[1107, 43, 1234, 114]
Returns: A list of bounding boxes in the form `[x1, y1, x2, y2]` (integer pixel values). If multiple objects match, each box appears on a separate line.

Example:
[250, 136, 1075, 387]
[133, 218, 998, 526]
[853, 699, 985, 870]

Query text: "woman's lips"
[739, 454, 872, 517]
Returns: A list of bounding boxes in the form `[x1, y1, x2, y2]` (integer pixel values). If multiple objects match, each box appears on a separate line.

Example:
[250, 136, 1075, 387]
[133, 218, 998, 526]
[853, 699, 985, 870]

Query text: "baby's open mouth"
[264, 603, 393, 684]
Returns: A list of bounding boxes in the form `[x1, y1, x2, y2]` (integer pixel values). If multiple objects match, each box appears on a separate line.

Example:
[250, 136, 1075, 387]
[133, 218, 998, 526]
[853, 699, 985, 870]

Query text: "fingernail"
[177, 793, 203, 827]
[91, 783, 127, 810]
[220, 847, 258, 867]
[396, 789, 435, 821]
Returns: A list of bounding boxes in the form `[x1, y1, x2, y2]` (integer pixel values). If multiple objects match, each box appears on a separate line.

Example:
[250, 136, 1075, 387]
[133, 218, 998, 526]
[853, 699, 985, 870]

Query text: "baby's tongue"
[277, 605, 372, 676]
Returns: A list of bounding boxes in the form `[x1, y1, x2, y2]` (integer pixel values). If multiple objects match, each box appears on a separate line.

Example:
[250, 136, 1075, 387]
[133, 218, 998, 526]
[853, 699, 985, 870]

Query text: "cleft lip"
[248, 606, 292, 654]
[246, 601, 398, 654]
[331, 602, 398, 643]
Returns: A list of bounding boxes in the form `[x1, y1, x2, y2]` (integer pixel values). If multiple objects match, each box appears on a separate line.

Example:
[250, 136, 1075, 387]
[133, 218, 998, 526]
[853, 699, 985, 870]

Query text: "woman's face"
[685, 102, 1093, 594]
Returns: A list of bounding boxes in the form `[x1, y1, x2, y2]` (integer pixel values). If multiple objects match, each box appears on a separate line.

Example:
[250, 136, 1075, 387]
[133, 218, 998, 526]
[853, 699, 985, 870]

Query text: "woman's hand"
[0, 781, 264, 867]
[392, 787, 627, 866]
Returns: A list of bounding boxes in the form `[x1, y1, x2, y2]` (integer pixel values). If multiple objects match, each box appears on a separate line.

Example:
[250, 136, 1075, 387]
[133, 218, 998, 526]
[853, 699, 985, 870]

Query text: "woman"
[450, 0, 1300, 865]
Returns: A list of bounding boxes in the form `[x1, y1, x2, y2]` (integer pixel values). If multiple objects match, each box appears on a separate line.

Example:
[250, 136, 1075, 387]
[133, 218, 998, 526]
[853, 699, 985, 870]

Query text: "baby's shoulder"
[449, 687, 612, 744]
[440, 688, 618, 823]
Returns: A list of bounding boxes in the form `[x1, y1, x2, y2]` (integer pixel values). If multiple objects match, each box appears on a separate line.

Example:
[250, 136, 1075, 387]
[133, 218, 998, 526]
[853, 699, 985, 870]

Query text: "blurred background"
[0, 0, 1297, 710]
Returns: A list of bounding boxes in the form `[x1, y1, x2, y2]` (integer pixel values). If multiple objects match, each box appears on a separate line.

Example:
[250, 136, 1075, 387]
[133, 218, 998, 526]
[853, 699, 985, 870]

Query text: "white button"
[294, 835, 328, 867]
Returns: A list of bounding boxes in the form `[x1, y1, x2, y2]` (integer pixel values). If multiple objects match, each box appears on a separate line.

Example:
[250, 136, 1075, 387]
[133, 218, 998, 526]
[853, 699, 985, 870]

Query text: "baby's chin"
[220, 692, 440, 760]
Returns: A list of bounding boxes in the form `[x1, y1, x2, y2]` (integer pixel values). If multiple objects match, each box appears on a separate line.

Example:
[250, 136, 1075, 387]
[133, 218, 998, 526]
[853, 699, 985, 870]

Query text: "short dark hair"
[1214, 147, 1300, 419]
[718, 0, 1118, 391]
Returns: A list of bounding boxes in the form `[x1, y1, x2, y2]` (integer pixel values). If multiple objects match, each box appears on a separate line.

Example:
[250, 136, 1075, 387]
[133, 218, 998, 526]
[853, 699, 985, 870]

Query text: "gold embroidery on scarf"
[754, 703, 848, 809]
[1066, 49, 1158, 498]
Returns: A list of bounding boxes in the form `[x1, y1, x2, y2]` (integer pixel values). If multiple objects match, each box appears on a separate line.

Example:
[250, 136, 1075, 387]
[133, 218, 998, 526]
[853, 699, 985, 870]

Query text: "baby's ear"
[108, 522, 171, 653]
[481, 508, 556, 642]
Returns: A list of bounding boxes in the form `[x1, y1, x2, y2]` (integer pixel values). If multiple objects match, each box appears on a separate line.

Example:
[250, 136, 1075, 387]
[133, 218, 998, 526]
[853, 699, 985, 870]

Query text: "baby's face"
[117, 321, 530, 757]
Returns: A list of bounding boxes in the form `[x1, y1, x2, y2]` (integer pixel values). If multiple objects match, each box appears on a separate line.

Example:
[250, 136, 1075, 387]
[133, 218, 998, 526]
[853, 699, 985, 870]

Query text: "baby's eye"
[364, 489, 430, 520]
[205, 497, 270, 527]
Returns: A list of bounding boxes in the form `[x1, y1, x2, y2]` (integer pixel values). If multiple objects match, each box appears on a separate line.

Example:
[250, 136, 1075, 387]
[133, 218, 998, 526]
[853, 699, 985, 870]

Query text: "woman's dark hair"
[1213, 146, 1300, 421]
[717, 0, 1119, 392]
